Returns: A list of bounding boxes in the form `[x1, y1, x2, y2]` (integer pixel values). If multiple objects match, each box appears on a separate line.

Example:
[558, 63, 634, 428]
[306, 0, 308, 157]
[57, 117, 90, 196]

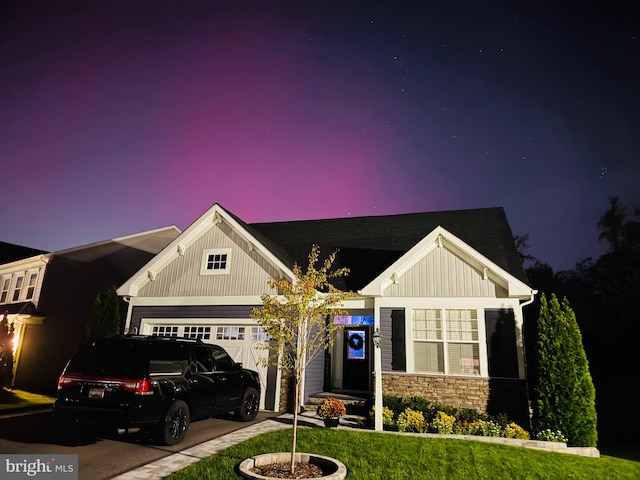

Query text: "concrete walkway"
[112, 412, 329, 479]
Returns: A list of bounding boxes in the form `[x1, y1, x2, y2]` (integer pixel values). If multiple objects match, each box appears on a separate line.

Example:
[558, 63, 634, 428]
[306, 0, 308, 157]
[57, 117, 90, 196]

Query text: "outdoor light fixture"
[372, 327, 381, 348]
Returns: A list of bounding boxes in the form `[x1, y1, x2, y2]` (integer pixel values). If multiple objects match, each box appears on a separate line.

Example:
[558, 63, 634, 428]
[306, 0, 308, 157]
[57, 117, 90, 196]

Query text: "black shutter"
[391, 309, 406, 371]
[484, 309, 518, 378]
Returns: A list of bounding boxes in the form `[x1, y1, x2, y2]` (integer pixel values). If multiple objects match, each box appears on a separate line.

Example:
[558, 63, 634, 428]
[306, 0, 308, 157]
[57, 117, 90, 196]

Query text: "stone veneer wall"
[382, 372, 530, 426]
[278, 373, 292, 413]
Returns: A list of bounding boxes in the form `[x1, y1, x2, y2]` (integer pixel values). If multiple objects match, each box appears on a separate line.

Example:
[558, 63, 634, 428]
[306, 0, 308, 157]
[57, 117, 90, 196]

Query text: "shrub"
[469, 419, 502, 437]
[456, 408, 488, 423]
[503, 422, 530, 440]
[370, 405, 396, 427]
[402, 396, 435, 417]
[533, 294, 597, 447]
[383, 395, 404, 414]
[453, 420, 471, 435]
[466, 420, 488, 436]
[397, 408, 426, 433]
[535, 429, 568, 443]
[431, 411, 455, 434]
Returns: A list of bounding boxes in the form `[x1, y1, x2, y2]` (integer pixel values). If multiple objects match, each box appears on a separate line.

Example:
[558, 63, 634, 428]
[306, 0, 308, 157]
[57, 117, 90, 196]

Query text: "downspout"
[121, 296, 134, 334]
[520, 289, 537, 431]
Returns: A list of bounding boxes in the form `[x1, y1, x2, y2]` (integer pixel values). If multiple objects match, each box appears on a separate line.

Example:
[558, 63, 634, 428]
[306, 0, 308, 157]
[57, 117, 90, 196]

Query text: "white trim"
[140, 317, 260, 326]
[359, 226, 533, 299]
[200, 248, 232, 275]
[117, 204, 295, 297]
[406, 307, 488, 377]
[126, 295, 266, 306]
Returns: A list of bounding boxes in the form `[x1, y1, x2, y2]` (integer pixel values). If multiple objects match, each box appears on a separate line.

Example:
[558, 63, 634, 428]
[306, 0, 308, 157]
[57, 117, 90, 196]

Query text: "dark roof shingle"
[249, 207, 528, 289]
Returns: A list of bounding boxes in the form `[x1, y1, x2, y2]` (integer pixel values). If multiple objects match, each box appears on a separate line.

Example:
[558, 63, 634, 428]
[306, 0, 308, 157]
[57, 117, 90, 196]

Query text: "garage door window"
[184, 326, 212, 340]
[153, 326, 179, 337]
[216, 326, 245, 340]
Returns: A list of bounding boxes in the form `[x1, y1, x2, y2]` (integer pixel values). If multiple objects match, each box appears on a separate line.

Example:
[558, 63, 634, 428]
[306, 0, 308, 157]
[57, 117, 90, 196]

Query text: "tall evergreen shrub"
[534, 293, 597, 447]
[84, 285, 121, 341]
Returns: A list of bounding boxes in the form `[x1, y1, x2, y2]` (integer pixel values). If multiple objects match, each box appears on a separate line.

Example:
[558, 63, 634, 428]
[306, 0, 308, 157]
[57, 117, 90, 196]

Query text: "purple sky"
[1, 1, 638, 271]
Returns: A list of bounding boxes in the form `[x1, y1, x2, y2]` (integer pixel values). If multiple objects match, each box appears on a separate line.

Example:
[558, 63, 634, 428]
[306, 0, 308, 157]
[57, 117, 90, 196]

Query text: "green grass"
[0, 388, 56, 411]
[168, 428, 640, 480]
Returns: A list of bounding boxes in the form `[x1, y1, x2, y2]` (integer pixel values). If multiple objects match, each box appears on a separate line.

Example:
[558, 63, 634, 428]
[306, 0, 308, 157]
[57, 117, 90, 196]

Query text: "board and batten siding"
[383, 247, 506, 297]
[139, 222, 280, 298]
[303, 352, 325, 404]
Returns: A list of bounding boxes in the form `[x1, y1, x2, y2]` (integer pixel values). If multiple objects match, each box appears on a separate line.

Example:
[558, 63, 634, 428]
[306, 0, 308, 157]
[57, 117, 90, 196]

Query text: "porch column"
[374, 302, 383, 431]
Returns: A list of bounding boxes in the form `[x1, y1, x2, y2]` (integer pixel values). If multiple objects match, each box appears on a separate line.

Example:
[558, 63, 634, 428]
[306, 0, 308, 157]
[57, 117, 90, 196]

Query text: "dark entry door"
[342, 327, 371, 392]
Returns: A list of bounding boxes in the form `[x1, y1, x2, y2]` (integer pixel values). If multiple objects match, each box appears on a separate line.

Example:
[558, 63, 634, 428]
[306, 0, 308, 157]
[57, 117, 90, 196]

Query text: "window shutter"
[484, 309, 518, 378]
[391, 309, 406, 371]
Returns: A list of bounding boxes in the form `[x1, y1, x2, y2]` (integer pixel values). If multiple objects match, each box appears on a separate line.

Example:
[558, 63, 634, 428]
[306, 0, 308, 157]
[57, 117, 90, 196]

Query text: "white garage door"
[149, 323, 269, 410]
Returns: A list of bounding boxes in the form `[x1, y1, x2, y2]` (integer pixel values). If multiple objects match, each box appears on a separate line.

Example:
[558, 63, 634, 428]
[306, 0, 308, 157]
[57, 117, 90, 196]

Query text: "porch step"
[304, 392, 370, 412]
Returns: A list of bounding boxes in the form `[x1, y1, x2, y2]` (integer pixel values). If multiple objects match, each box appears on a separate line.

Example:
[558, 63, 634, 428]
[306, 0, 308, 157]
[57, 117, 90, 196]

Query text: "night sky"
[1, 1, 638, 272]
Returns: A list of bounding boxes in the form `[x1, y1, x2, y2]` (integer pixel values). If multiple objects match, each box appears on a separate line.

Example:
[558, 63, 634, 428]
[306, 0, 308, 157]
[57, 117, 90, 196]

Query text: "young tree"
[251, 245, 353, 473]
[533, 293, 597, 447]
[84, 285, 122, 342]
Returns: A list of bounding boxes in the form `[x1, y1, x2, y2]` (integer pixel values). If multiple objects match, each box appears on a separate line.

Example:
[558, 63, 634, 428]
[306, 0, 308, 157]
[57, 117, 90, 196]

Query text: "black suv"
[53, 335, 261, 445]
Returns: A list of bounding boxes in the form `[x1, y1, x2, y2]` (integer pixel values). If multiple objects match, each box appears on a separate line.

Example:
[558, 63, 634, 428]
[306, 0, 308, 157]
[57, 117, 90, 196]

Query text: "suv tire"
[160, 400, 190, 445]
[236, 387, 260, 421]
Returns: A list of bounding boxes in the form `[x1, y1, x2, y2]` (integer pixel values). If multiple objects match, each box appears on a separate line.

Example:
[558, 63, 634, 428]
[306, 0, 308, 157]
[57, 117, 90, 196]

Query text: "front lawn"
[168, 428, 640, 480]
[0, 388, 56, 411]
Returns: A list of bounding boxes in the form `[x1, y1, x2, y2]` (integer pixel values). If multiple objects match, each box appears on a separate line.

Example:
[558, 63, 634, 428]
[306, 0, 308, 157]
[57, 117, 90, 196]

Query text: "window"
[152, 326, 179, 337]
[413, 308, 480, 375]
[192, 346, 214, 373]
[12, 276, 24, 302]
[250, 326, 269, 341]
[0, 277, 10, 303]
[200, 248, 232, 275]
[211, 345, 235, 371]
[216, 326, 245, 340]
[26, 272, 38, 300]
[184, 326, 211, 340]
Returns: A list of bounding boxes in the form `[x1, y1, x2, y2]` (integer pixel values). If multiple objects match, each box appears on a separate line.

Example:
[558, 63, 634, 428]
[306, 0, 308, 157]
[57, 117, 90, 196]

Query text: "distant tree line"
[520, 196, 640, 443]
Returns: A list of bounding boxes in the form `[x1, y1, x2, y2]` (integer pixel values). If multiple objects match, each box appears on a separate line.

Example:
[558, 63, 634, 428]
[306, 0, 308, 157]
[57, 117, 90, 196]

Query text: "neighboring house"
[0, 227, 180, 395]
[118, 203, 536, 426]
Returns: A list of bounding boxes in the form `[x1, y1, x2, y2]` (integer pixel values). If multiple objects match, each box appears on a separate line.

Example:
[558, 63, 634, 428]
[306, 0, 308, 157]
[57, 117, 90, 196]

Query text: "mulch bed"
[251, 461, 323, 478]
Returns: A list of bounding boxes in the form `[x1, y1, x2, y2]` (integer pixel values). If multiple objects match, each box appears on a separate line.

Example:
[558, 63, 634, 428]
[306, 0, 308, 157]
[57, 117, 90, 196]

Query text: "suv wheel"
[160, 400, 190, 445]
[236, 387, 260, 421]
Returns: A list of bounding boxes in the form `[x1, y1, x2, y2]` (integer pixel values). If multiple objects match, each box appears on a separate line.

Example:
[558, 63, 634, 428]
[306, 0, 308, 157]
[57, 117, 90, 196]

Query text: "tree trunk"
[290, 376, 300, 473]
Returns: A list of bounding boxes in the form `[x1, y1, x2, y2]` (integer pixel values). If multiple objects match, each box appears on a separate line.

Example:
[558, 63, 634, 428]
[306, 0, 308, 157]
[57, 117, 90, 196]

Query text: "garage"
[144, 322, 271, 410]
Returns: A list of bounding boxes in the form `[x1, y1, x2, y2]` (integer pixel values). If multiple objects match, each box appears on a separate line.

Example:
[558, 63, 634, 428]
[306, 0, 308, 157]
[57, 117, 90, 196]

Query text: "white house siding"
[139, 222, 279, 298]
[303, 350, 325, 403]
[383, 246, 505, 297]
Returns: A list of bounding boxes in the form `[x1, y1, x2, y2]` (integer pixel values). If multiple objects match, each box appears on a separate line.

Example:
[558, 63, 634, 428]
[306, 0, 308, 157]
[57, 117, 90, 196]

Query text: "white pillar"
[374, 304, 383, 431]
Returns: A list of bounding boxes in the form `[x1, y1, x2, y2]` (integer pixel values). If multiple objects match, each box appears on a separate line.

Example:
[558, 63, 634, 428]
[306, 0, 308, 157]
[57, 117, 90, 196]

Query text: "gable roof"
[117, 204, 296, 297]
[51, 225, 182, 262]
[117, 204, 530, 297]
[0, 242, 47, 264]
[250, 207, 529, 290]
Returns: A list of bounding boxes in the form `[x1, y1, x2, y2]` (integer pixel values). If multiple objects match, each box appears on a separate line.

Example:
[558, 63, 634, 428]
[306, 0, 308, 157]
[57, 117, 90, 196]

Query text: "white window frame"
[184, 326, 212, 340]
[0, 276, 10, 303]
[200, 248, 232, 275]
[25, 271, 38, 300]
[12, 275, 24, 302]
[411, 307, 484, 377]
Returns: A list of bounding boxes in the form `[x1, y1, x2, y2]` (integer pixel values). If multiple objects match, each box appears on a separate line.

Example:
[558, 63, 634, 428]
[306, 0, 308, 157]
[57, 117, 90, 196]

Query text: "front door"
[342, 326, 371, 392]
